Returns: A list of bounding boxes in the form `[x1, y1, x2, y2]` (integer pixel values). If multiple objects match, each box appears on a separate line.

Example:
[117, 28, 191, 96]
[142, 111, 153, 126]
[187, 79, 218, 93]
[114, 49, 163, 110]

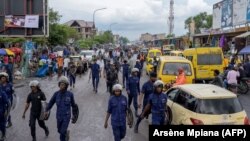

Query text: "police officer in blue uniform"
[122, 60, 129, 88]
[126, 68, 140, 117]
[89, 59, 101, 93]
[134, 80, 167, 133]
[0, 87, 8, 141]
[45, 76, 77, 141]
[139, 72, 157, 113]
[104, 84, 128, 141]
[0, 72, 14, 128]
[134, 60, 142, 80]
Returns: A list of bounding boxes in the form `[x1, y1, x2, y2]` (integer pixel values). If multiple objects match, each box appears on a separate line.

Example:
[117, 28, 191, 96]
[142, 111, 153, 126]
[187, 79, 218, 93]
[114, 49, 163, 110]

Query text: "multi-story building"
[140, 33, 166, 42]
[140, 33, 153, 42]
[64, 20, 96, 39]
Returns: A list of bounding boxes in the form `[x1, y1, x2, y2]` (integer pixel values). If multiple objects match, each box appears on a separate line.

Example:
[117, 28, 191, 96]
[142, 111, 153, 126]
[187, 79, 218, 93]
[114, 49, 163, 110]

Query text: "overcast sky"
[50, 0, 221, 41]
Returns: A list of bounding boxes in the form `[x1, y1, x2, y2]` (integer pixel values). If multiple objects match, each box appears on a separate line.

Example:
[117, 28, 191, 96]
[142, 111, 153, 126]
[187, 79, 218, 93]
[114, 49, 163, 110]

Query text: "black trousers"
[107, 82, 115, 95]
[29, 113, 47, 138]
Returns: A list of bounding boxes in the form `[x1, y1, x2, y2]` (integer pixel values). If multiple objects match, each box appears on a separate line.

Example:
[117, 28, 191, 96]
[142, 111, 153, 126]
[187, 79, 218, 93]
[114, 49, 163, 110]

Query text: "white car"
[80, 50, 94, 62]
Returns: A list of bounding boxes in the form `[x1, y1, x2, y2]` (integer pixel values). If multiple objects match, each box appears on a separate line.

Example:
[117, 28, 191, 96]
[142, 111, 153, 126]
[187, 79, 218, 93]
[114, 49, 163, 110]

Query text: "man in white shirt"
[63, 56, 70, 76]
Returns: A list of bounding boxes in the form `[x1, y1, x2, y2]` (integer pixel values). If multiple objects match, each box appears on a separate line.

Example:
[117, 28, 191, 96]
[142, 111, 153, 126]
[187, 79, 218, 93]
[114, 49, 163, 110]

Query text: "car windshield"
[81, 52, 92, 56]
[156, 52, 161, 57]
[149, 52, 154, 58]
[196, 98, 243, 114]
[162, 62, 192, 76]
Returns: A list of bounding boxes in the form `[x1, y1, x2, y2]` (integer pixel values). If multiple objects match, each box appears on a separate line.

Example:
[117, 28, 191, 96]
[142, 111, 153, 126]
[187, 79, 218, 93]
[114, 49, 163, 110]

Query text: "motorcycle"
[237, 78, 250, 94]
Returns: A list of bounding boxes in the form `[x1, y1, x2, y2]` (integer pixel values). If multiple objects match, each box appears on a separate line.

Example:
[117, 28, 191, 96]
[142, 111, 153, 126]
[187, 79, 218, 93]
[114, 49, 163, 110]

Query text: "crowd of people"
[2, 44, 250, 141]
[0, 46, 171, 141]
[210, 55, 250, 94]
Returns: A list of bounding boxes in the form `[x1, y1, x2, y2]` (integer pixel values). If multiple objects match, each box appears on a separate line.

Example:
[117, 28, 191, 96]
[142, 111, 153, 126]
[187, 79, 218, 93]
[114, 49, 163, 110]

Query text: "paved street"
[4, 61, 250, 141]
[6, 65, 149, 141]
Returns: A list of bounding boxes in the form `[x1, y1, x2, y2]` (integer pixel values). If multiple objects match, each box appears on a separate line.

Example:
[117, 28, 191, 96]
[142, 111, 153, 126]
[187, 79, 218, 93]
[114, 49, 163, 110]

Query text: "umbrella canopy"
[53, 46, 64, 52]
[239, 45, 250, 55]
[10, 47, 23, 54]
[0, 49, 7, 55]
[5, 49, 15, 56]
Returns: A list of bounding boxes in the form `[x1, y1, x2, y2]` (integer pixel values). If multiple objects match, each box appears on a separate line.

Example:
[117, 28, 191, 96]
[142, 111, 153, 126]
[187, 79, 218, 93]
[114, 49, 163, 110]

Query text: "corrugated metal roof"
[64, 20, 94, 28]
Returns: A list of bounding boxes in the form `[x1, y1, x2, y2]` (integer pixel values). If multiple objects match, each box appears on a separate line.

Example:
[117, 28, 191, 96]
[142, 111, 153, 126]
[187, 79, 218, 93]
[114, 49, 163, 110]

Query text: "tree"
[184, 12, 212, 34]
[49, 8, 62, 25]
[77, 30, 115, 49]
[47, 9, 79, 46]
[166, 34, 175, 38]
[119, 36, 129, 45]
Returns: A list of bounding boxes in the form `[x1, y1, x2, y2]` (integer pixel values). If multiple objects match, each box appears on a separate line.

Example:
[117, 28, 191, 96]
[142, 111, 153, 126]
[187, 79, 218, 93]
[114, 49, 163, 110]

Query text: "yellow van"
[170, 50, 184, 57]
[183, 47, 224, 82]
[157, 56, 195, 84]
[146, 49, 162, 74]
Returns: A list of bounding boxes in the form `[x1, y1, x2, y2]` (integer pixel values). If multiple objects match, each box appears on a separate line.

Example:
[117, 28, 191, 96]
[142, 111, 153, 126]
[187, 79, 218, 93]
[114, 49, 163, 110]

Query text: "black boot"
[45, 127, 49, 137]
[32, 137, 36, 141]
[0, 135, 6, 141]
[134, 116, 143, 133]
[66, 130, 70, 141]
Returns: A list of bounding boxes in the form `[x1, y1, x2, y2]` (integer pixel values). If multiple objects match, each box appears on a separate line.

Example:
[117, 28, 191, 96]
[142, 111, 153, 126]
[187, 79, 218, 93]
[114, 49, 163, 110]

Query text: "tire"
[165, 106, 172, 125]
[238, 81, 249, 94]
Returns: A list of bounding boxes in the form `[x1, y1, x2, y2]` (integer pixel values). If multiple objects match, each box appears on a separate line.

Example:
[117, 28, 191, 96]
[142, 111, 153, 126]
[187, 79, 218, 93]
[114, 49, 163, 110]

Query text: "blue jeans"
[122, 73, 129, 86]
[224, 80, 228, 89]
[92, 75, 99, 90]
[69, 74, 76, 87]
[128, 93, 138, 112]
[57, 118, 70, 141]
[112, 125, 126, 141]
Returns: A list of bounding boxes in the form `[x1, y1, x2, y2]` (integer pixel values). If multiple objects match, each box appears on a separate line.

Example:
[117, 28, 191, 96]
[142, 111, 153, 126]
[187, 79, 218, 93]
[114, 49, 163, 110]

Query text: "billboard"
[221, 0, 233, 28]
[213, 2, 223, 29]
[24, 15, 39, 28]
[4, 15, 25, 28]
[0, 0, 48, 37]
[233, 0, 248, 25]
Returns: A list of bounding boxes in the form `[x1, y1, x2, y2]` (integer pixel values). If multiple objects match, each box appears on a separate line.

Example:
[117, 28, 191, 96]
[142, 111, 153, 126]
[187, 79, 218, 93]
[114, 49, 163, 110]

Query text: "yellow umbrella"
[5, 49, 15, 56]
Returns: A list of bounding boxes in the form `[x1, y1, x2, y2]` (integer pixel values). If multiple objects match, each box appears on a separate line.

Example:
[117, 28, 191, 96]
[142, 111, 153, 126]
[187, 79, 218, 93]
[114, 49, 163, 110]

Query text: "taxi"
[146, 49, 162, 74]
[170, 50, 184, 57]
[157, 56, 195, 84]
[166, 84, 249, 125]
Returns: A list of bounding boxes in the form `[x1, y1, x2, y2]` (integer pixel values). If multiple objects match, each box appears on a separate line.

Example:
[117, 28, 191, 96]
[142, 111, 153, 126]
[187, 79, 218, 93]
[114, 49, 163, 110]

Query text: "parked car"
[69, 55, 86, 74]
[166, 84, 249, 125]
[80, 50, 94, 67]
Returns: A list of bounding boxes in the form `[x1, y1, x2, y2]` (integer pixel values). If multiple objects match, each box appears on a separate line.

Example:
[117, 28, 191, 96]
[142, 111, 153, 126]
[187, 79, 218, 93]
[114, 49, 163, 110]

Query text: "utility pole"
[168, 0, 174, 35]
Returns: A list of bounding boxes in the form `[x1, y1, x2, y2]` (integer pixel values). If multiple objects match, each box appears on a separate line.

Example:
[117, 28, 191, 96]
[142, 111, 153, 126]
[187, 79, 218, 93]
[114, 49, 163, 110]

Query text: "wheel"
[165, 106, 172, 125]
[238, 81, 249, 94]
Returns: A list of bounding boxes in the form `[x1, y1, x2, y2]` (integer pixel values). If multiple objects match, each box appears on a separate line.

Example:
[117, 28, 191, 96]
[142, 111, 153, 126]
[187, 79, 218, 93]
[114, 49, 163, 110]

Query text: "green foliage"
[166, 34, 175, 38]
[47, 9, 79, 46]
[119, 36, 129, 45]
[49, 8, 62, 25]
[33, 37, 47, 45]
[77, 31, 114, 49]
[0, 37, 25, 43]
[185, 12, 212, 34]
